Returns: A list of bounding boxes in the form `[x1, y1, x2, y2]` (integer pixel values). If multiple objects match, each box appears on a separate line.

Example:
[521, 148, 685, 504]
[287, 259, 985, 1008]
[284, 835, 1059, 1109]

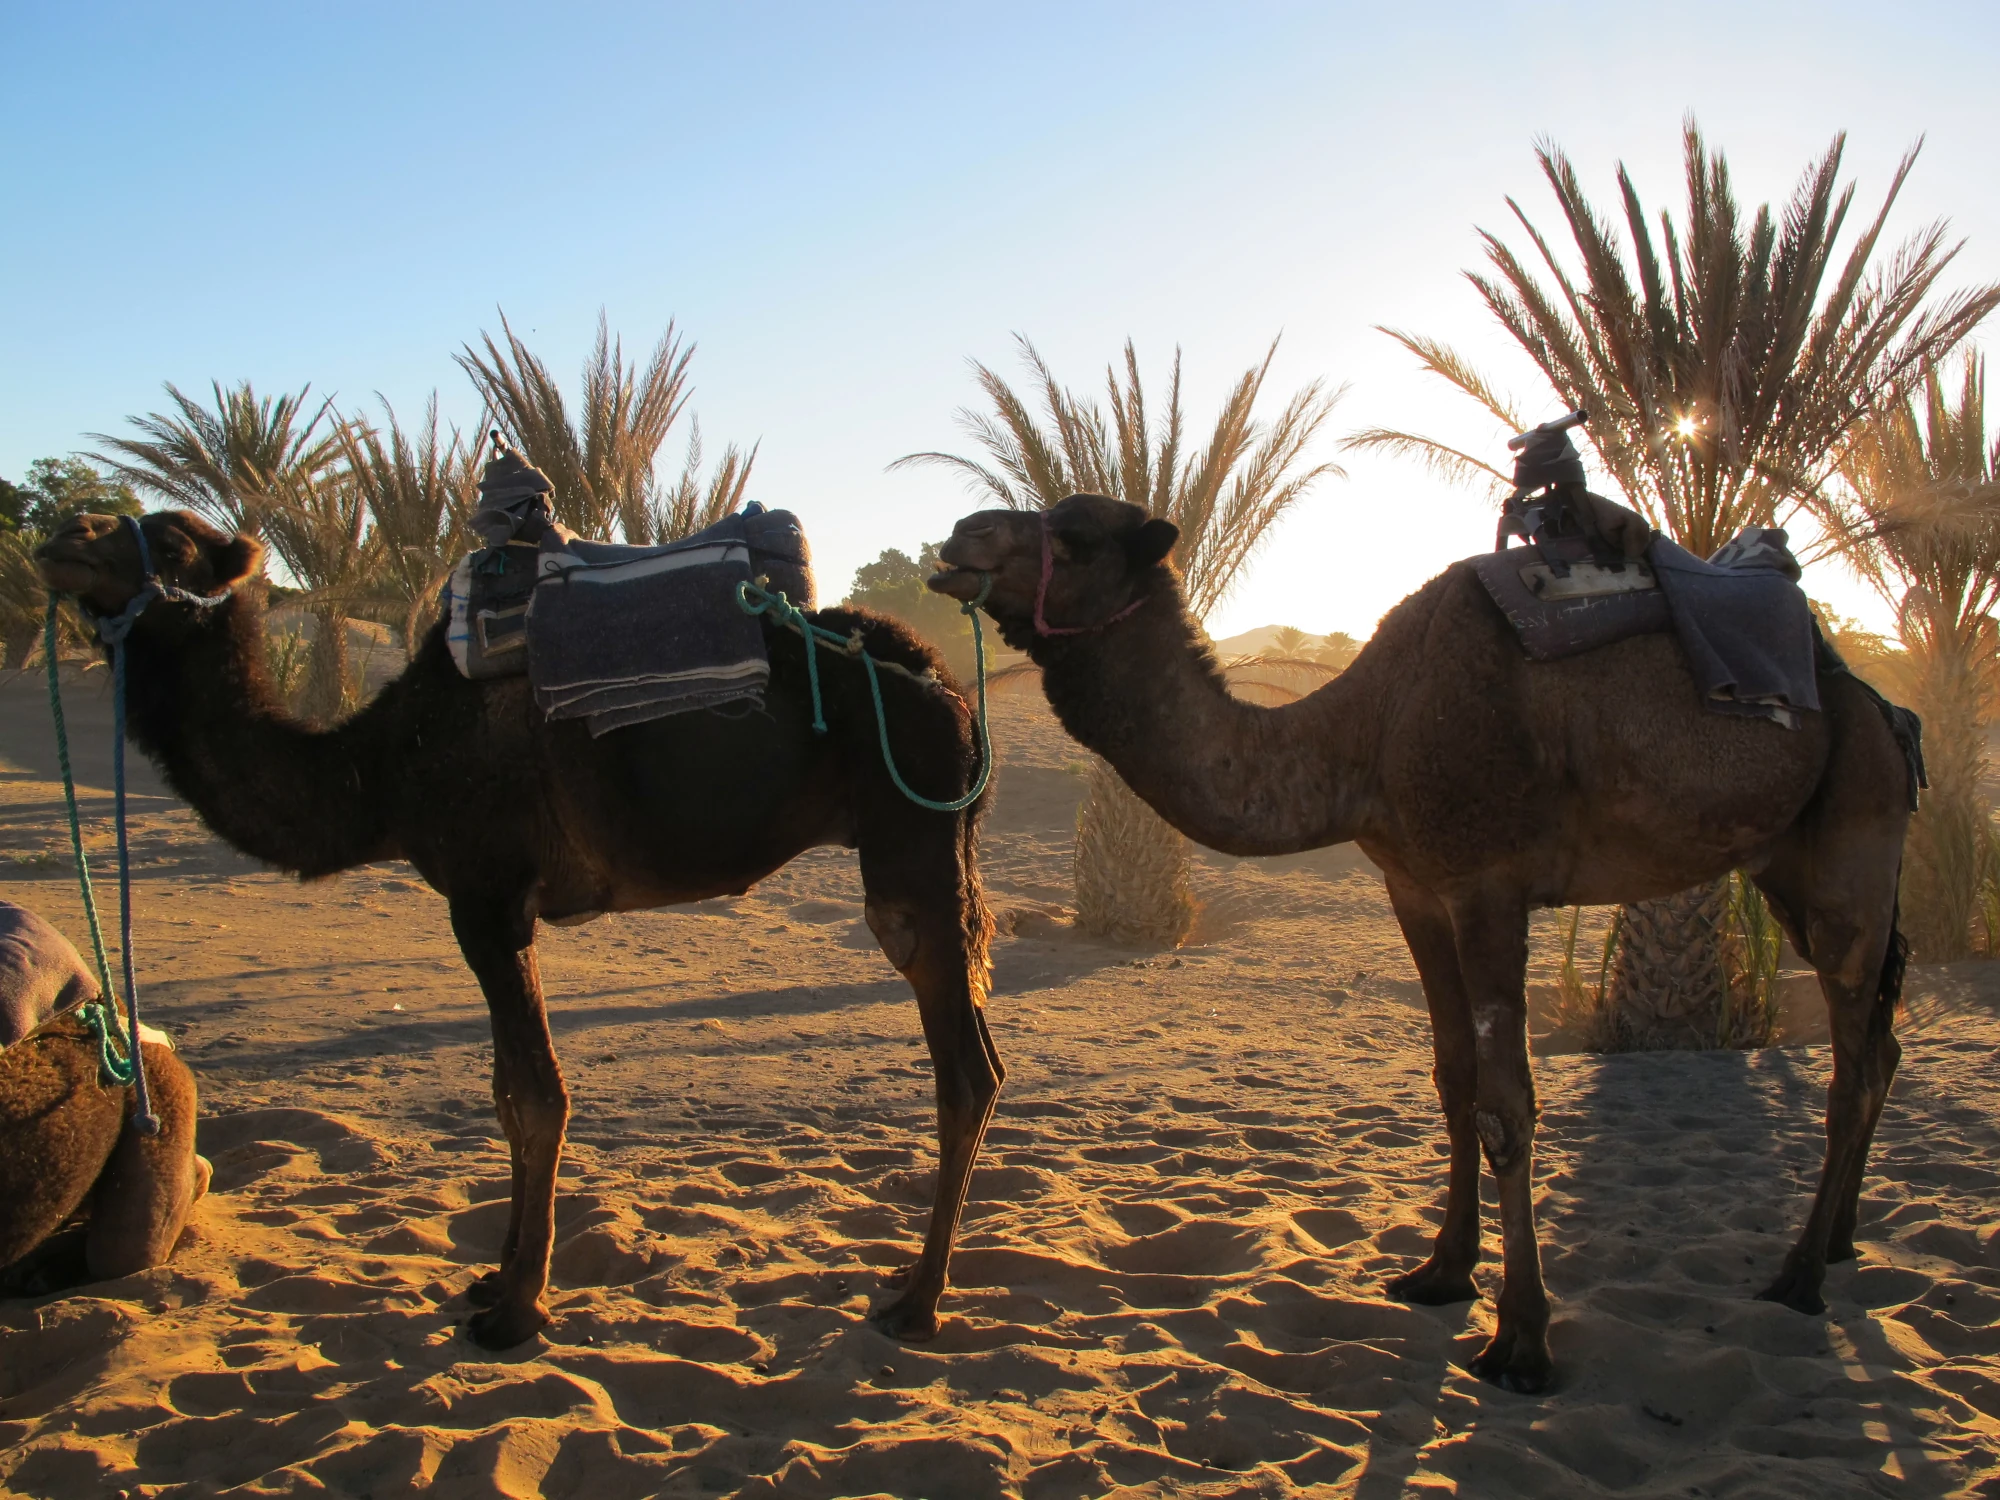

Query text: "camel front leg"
[1383, 871, 1482, 1304]
[1448, 890, 1552, 1393]
[463, 1046, 526, 1311]
[860, 892, 1004, 1342]
[451, 896, 569, 1349]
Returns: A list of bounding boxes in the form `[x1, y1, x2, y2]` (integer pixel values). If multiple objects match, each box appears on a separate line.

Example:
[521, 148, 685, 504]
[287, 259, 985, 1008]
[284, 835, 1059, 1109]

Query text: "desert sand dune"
[1, 679, 1996, 1498]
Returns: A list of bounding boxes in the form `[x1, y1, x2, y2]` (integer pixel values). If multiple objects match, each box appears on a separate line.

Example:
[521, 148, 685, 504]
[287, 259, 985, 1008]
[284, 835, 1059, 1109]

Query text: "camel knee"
[1432, 1056, 1476, 1115]
[509, 1086, 569, 1146]
[1474, 1106, 1534, 1174]
[865, 901, 920, 971]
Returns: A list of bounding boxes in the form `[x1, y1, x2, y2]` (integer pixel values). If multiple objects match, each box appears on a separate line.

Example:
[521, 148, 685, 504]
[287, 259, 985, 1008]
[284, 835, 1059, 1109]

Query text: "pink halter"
[1032, 512, 1147, 637]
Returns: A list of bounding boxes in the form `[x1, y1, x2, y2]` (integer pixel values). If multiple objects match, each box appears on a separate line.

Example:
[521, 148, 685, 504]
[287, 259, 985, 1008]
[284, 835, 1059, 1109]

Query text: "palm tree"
[336, 395, 480, 657]
[91, 381, 342, 536]
[256, 466, 377, 725]
[456, 313, 756, 544]
[0, 531, 45, 670]
[1830, 357, 2000, 958]
[899, 335, 1344, 946]
[1347, 122, 2000, 1047]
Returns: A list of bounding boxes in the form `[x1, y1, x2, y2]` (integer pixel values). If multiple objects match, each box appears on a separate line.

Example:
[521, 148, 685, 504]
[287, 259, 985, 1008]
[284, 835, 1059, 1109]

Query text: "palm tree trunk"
[300, 604, 349, 727]
[1605, 879, 1731, 1049]
[1073, 757, 1196, 949]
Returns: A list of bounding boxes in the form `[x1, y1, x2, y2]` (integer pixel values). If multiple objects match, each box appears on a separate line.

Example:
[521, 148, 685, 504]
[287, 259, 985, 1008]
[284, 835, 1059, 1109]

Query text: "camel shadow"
[1371, 1041, 1973, 1495]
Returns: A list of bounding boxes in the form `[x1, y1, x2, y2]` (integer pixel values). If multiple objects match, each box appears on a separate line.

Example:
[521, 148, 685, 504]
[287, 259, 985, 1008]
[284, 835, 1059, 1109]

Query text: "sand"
[1, 669, 1997, 1498]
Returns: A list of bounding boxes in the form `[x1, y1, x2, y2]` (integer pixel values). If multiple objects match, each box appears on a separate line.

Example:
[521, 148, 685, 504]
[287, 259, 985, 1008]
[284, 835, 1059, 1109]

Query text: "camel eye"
[1052, 528, 1096, 559]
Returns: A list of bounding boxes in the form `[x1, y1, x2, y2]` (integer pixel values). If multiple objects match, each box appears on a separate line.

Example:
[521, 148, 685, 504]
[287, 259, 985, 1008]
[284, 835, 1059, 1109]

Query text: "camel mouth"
[31, 538, 101, 595]
[926, 565, 987, 602]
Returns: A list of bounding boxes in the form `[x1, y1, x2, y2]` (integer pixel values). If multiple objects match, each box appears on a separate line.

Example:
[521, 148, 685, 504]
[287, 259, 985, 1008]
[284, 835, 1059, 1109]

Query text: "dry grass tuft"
[1073, 758, 1194, 949]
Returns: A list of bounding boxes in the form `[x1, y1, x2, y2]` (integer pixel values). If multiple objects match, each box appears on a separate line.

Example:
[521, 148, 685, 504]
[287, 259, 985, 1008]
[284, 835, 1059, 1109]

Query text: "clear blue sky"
[6, 1, 1996, 639]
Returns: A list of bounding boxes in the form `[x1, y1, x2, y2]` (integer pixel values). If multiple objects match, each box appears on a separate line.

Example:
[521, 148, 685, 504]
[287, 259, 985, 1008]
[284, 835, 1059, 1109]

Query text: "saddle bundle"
[440, 440, 816, 735]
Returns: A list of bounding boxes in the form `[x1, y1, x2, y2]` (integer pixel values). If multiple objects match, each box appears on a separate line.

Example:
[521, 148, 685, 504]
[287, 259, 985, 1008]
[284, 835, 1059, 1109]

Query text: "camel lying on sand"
[931, 493, 1910, 1393]
[0, 901, 209, 1287]
[0, 1021, 208, 1289]
[37, 509, 1000, 1350]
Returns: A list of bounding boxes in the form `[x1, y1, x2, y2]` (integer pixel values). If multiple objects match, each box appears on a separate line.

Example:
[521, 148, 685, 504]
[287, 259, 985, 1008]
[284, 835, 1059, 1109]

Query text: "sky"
[5, 1, 1998, 641]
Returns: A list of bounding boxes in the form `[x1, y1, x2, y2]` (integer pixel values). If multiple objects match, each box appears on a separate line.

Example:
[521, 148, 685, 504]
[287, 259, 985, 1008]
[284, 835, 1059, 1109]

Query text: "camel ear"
[1124, 518, 1178, 568]
[212, 535, 263, 587]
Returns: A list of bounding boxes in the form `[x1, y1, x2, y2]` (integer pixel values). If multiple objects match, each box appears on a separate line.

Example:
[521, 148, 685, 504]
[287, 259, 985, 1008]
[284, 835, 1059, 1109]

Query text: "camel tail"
[1879, 892, 1910, 1014]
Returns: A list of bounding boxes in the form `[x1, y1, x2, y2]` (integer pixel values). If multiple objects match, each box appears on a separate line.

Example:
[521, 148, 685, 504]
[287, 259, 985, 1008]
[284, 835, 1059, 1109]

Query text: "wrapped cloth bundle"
[0, 900, 99, 1052]
[527, 507, 816, 735]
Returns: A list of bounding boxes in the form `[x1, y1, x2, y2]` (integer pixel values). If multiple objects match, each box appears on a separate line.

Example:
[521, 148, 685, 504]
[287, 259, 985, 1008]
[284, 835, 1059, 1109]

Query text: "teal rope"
[43, 597, 135, 1088]
[736, 577, 994, 813]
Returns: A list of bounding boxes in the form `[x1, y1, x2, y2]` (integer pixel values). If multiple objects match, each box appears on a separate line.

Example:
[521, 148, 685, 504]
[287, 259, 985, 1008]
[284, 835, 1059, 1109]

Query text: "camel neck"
[116, 593, 398, 877]
[1028, 594, 1381, 857]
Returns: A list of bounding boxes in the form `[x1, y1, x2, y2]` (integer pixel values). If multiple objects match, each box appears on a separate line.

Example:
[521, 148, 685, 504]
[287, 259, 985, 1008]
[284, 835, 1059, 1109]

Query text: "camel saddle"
[442, 436, 817, 706]
[1472, 503, 1821, 730]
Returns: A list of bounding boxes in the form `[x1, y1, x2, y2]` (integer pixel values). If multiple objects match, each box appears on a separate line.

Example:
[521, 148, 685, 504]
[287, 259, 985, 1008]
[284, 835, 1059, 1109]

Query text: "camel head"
[929, 494, 1179, 649]
[34, 511, 264, 624]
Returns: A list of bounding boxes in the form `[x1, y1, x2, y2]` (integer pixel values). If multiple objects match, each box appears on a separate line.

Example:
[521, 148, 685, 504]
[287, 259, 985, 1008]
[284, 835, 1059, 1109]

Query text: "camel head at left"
[35, 511, 264, 620]
[927, 492, 1180, 651]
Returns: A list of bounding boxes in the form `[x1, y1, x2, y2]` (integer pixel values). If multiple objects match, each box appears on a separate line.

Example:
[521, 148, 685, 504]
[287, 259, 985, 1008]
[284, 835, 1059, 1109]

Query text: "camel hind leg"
[1749, 740, 1908, 1313]
[1381, 870, 1482, 1305]
[856, 800, 1002, 1342]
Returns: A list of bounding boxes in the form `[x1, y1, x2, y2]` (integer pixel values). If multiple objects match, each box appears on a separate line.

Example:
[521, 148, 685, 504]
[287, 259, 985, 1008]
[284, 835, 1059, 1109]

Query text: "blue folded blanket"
[1649, 532, 1819, 729]
[528, 531, 768, 736]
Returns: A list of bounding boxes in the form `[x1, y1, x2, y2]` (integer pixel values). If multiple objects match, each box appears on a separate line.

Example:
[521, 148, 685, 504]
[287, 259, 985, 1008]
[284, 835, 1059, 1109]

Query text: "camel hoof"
[465, 1271, 505, 1309]
[1756, 1268, 1827, 1316]
[465, 1301, 548, 1350]
[1467, 1332, 1553, 1394]
[1387, 1259, 1477, 1306]
[869, 1298, 940, 1342]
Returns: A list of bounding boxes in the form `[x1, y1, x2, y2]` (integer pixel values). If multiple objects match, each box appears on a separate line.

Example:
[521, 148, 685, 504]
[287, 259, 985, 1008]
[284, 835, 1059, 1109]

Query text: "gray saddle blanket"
[0, 901, 99, 1052]
[444, 508, 815, 735]
[1472, 527, 1819, 728]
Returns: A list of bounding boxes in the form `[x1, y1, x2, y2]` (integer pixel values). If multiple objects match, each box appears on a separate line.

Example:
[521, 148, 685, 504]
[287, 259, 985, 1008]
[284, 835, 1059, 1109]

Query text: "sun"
[1674, 415, 1700, 439]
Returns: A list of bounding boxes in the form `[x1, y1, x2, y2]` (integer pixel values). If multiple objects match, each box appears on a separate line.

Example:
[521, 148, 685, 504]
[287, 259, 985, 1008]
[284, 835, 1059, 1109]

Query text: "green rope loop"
[44, 597, 135, 1087]
[736, 576, 994, 813]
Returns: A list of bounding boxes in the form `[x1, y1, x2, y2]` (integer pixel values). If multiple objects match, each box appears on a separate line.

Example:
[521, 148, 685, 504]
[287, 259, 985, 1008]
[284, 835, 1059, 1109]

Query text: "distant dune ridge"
[0, 683, 1996, 1496]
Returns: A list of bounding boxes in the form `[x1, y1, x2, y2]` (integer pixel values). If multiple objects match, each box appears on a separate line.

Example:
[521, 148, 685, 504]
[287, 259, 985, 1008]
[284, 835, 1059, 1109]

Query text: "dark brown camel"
[931, 493, 1910, 1393]
[37, 509, 1003, 1350]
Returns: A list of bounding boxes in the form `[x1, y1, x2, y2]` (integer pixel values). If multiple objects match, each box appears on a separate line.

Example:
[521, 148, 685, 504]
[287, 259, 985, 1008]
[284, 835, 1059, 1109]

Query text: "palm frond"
[456, 310, 738, 543]
[1364, 122, 2000, 561]
[899, 336, 1342, 623]
[1341, 429, 1511, 494]
[91, 380, 341, 534]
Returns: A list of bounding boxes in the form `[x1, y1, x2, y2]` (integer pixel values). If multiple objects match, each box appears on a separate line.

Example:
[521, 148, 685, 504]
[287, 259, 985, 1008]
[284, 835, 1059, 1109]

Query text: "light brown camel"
[930, 493, 1910, 1393]
[0, 1021, 209, 1289]
[37, 509, 1001, 1350]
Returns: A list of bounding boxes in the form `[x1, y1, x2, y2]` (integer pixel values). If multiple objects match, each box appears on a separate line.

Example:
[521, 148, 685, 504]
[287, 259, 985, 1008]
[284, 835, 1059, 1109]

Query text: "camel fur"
[0, 1019, 208, 1288]
[932, 493, 1911, 1394]
[37, 509, 1002, 1352]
